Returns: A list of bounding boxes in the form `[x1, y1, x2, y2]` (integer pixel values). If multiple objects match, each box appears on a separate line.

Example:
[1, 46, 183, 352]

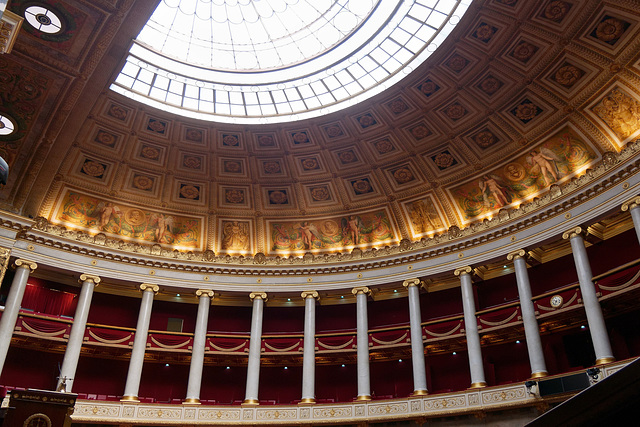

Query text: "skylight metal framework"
[111, 0, 471, 124]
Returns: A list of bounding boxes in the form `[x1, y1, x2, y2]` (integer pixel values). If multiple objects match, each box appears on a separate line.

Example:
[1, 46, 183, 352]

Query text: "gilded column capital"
[249, 292, 268, 301]
[14, 259, 37, 272]
[562, 226, 583, 240]
[140, 283, 159, 293]
[301, 290, 319, 300]
[621, 196, 640, 212]
[79, 274, 101, 286]
[453, 266, 472, 276]
[402, 278, 423, 288]
[506, 249, 526, 261]
[196, 289, 215, 299]
[351, 286, 371, 296]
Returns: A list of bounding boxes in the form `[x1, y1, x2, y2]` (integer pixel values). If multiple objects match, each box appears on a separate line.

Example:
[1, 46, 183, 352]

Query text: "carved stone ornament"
[352, 286, 371, 296]
[453, 266, 473, 276]
[301, 290, 319, 300]
[249, 292, 268, 301]
[195, 289, 215, 299]
[140, 283, 160, 293]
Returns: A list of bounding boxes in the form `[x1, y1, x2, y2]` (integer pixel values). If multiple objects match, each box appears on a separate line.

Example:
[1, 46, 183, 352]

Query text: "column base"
[183, 398, 201, 405]
[412, 389, 429, 396]
[242, 399, 259, 405]
[120, 395, 140, 402]
[356, 395, 371, 401]
[530, 371, 548, 379]
[469, 382, 487, 389]
[595, 357, 615, 365]
[299, 398, 316, 404]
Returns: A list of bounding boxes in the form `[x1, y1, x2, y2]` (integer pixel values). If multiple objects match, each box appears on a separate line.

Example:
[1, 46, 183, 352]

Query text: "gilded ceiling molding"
[6, 144, 640, 278]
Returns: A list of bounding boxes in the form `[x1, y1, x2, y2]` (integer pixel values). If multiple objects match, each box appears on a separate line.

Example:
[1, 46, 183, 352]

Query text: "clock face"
[551, 295, 563, 308]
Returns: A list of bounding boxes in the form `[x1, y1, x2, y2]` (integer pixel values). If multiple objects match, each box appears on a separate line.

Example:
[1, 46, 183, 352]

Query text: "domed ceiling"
[1, 0, 640, 259]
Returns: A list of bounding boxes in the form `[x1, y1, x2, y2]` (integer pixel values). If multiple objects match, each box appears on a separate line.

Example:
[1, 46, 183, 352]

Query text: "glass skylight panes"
[112, 0, 472, 123]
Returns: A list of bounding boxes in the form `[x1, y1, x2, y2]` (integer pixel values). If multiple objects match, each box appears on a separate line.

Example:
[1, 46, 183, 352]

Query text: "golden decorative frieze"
[14, 259, 37, 272]
[453, 266, 472, 276]
[301, 290, 319, 300]
[0, 10, 23, 54]
[79, 274, 101, 286]
[0, 247, 10, 286]
[140, 283, 159, 293]
[506, 249, 526, 261]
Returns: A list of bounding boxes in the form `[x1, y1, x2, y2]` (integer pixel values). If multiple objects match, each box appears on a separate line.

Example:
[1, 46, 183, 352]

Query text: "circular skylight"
[24, 5, 63, 34]
[0, 115, 16, 136]
[138, 0, 376, 70]
[112, 0, 472, 124]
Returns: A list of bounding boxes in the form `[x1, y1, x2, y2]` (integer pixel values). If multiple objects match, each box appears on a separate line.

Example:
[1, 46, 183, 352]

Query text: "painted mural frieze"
[50, 188, 204, 250]
[448, 124, 600, 223]
[267, 209, 397, 254]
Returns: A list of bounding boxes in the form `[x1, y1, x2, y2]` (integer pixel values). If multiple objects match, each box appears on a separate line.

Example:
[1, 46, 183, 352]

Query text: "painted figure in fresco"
[300, 221, 321, 249]
[97, 202, 122, 230]
[479, 175, 512, 208]
[222, 221, 249, 251]
[527, 148, 561, 186]
[409, 200, 443, 234]
[343, 215, 363, 245]
[153, 214, 174, 243]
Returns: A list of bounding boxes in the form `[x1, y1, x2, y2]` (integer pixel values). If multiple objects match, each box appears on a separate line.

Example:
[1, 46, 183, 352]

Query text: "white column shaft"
[513, 257, 547, 376]
[244, 298, 264, 402]
[356, 292, 370, 398]
[301, 297, 316, 401]
[58, 278, 96, 391]
[123, 289, 155, 399]
[407, 285, 427, 392]
[569, 234, 614, 361]
[630, 205, 640, 245]
[460, 273, 486, 386]
[186, 295, 211, 401]
[0, 265, 31, 375]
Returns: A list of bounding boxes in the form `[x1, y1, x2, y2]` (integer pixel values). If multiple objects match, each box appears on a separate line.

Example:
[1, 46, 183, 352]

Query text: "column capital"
[351, 286, 371, 296]
[454, 266, 472, 276]
[196, 289, 215, 299]
[301, 290, 319, 300]
[249, 292, 268, 301]
[403, 278, 423, 288]
[621, 196, 640, 212]
[140, 283, 159, 293]
[14, 259, 37, 272]
[562, 226, 583, 240]
[79, 274, 101, 286]
[506, 249, 526, 261]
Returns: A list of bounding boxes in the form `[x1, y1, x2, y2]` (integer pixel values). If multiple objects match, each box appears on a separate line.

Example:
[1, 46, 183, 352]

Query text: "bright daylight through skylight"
[112, 0, 471, 124]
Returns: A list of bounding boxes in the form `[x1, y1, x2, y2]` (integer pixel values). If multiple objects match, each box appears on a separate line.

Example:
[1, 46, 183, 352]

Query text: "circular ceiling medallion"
[24, 5, 63, 34]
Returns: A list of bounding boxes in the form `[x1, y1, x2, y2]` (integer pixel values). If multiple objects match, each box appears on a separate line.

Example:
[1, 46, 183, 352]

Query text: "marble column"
[300, 290, 319, 404]
[57, 274, 101, 392]
[0, 259, 37, 376]
[403, 278, 428, 395]
[622, 197, 640, 245]
[244, 292, 267, 404]
[185, 289, 214, 404]
[563, 227, 615, 365]
[122, 283, 159, 401]
[352, 286, 371, 401]
[507, 250, 548, 378]
[454, 266, 486, 388]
